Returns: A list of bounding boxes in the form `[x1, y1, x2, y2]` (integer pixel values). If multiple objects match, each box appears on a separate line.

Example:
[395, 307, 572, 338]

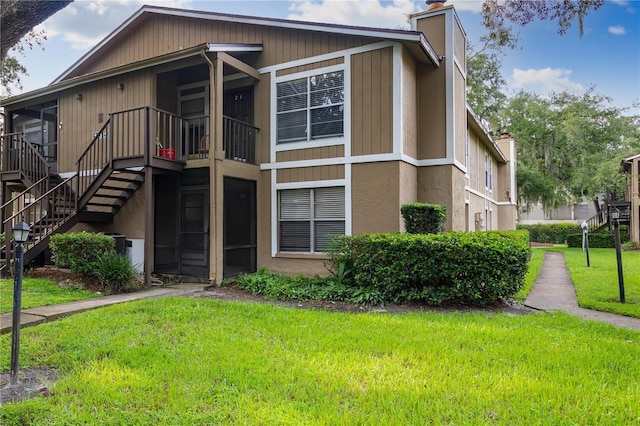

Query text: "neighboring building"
[622, 153, 640, 242]
[0, 4, 516, 284]
[519, 199, 602, 225]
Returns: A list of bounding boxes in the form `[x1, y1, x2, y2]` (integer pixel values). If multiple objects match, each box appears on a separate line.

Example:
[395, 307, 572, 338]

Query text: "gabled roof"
[623, 152, 640, 163]
[54, 5, 441, 84]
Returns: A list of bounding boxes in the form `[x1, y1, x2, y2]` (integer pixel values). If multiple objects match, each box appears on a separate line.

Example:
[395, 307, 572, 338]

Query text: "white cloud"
[609, 0, 628, 5]
[511, 68, 584, 94]
[448, 0, 483, 13]
[41, 0, 193, 50]
[287, 0, 419, 29]
[608, 25, 626, 35]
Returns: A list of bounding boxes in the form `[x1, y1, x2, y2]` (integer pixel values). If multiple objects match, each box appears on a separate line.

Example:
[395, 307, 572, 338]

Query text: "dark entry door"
[223, 178, 256, 277]
[224, 87, 254, 124]
[180, 188, 209, 276]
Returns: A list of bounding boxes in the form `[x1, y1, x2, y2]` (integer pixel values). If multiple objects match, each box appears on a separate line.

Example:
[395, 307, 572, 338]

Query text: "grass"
[1, 297, 639, 425]
[514, 248, 545, 301]
[0, 278, 99, 314]
[555, 248, 640, 318]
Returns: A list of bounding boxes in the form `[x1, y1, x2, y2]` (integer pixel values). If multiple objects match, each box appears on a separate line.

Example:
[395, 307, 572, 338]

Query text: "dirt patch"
[25, 266, 104, 293]
[0, 368, 58, 405]
[190, 284, 535, 316]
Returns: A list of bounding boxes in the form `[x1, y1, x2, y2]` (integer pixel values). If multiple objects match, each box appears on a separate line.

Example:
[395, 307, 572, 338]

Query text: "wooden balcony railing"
[0, 132, 50, 187]
[222, 115, 258, 164]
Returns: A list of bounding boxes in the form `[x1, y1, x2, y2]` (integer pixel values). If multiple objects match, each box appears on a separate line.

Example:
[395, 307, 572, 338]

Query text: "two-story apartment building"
[1, 3, 516, 284]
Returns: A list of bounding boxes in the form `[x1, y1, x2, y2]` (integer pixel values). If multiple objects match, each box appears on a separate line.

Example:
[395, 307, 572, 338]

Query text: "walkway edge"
[0, 284, 207, 335]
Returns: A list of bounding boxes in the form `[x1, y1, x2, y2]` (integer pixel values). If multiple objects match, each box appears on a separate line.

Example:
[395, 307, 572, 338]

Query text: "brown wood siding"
[351, 47, 393, 156]
[276, 165, 344, 183]
[58, 69, 154, 173]
[417, 64, 446, 159]
[68, 16, 377, 79]
[454, 68, 466, 165]
[276, 58, 344, 77]
[276, 145, 344, 162]
[454, 19, 465, 73]
[415, 14, 445, 55]
[402, 48, 417, 158]
[352, 162, 400, 234]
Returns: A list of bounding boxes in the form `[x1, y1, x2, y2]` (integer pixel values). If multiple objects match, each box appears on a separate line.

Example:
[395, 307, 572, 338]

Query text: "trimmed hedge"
[49, 232, 115, 274]
[567, 229, 630, 248]
[326, 230, 530, 306]
[517, 223, 580, 244]
[401, 203, 446, 234]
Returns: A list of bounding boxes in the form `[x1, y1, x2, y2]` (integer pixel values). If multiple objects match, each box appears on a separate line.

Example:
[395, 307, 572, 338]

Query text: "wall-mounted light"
[76, 94, 83, 101]
[117, 83, 125, 91]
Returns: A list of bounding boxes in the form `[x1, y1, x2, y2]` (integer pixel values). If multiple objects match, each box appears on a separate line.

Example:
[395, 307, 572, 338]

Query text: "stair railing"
[0, 132, 49, 189]
[2, 176, 78, 261]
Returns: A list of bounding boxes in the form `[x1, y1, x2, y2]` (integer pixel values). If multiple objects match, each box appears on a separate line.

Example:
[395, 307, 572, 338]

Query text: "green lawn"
[555, 248, 640, 318]
[0, 278, 99, 314]
[1, 298, 639, 424]
[514, 248, 545, 301]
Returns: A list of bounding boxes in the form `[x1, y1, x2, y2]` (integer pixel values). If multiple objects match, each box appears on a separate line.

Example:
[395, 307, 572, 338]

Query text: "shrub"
[92, 250, 141, 294]
[401, 203, 446, 234]
[517, 223, 580, 244]
[49, 232, 115, 274]
[622, 241, 640, 251]
[326, 231, 531, 306]
[567, 230, 630, 248]
[234, 268, 346, 302]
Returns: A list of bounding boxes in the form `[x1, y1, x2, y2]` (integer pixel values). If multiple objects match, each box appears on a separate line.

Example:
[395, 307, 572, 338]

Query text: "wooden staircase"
[1, 106, 185, 274]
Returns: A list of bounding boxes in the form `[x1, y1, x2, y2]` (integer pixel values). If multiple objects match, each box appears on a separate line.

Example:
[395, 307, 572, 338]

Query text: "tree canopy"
[0, 0, 73, 61]
[501, 90, 640, 212]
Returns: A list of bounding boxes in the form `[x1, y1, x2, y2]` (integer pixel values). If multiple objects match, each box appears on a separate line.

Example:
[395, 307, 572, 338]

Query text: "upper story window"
[276, 71, 344, 144]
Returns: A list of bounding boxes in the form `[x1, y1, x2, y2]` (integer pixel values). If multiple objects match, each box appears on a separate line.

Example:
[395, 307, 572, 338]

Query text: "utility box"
[126, 239, 145, 273]
[103, 233, 126, 254]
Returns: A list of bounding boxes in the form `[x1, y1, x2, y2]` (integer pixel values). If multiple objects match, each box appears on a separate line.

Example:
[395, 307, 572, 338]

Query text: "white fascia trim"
[393, 44, 403, 155]
[275, 138, 345, 153]
[259, 41, 395, 75]
[261, 153, 469, 170]
[454, 57, 466, 79]
[271, 169, 278, 256]
[208, 43, 263, 52]
[345, 164, 352, 235]
[275, 179, 346, 190]
[445, 9, 455, 161]
[466, 186, 512, 206]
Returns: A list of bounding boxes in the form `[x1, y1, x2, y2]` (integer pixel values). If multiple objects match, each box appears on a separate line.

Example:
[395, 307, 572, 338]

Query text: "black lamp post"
[581, 220, 590, 267]
[10, 218, 31, 386]
[611, 207, 625, 303]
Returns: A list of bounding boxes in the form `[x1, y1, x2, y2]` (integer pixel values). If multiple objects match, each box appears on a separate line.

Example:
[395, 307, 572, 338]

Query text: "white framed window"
[276, 71, 344, 144]
[278, 186, 345, 253]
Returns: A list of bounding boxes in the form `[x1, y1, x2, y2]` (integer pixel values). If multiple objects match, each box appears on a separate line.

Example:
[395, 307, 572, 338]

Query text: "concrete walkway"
[0, 283, 208, 335]
[524, 251, 640, 331]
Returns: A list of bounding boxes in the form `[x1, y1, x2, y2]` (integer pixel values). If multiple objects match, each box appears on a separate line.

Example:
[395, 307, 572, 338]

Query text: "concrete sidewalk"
[0, 283, 208, 335]
[524, 251, 640, 331]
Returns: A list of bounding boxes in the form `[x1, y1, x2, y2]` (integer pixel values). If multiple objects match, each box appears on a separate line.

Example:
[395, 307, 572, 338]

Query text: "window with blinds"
[279, 187, 345, 252]
[276, 71, 344, 144]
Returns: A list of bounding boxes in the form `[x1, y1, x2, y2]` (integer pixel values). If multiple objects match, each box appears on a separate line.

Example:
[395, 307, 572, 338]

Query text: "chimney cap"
[425, 0, 447, 9]
[500, 132, 512, 139]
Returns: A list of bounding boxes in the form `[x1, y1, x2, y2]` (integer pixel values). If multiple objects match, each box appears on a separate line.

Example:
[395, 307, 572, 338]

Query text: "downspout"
[200, 48, 219, 283]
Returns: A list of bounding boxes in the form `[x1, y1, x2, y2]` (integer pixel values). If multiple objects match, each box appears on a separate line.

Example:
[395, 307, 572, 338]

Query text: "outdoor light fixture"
[12, 220, 31, 243]
[9, 218, 31, 385]
[117, 83, 125, 90]
[76, 94, 82, 101]
[611, 207, 620, 222]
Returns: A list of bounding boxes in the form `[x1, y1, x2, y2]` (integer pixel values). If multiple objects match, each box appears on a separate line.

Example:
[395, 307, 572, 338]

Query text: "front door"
[180, 188, 209, 276]
[224, 87, 254, 124]
[223, 177, 256, 277]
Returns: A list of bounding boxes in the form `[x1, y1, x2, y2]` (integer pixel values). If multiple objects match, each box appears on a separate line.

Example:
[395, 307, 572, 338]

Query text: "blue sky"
[5, 0, 640, 115]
